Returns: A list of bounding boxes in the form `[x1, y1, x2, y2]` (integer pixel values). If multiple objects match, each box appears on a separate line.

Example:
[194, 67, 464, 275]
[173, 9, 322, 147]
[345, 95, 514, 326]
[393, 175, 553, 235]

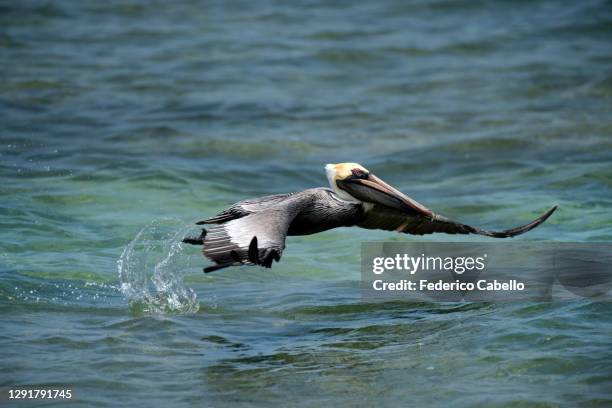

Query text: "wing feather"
[201, 203, 302, 272]
[196, 193, 293, 224]
[358, 205, 557, 238]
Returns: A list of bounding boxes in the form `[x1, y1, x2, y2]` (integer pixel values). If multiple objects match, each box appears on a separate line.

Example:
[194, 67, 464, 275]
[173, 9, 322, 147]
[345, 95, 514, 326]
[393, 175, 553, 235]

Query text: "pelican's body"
[184, 163, 557, 272]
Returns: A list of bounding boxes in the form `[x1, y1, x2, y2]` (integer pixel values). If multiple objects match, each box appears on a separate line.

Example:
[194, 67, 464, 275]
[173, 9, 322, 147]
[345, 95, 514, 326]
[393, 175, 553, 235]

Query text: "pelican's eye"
[351, 168, 369, 179]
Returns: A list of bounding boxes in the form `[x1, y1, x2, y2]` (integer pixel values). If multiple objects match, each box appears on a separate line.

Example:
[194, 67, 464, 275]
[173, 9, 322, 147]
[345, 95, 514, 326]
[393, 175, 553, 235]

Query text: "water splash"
[117, 218, 200, 315]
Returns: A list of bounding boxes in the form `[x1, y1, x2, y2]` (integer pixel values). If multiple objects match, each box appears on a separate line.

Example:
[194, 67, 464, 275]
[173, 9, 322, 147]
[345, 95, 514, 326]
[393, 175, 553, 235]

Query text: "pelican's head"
[324, 163, 432, 216]
[325, 163, 369, 201]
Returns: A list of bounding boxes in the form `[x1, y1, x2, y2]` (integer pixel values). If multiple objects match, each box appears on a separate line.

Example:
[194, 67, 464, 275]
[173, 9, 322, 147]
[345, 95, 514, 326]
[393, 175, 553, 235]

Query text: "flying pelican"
[184, 163, 557, 272]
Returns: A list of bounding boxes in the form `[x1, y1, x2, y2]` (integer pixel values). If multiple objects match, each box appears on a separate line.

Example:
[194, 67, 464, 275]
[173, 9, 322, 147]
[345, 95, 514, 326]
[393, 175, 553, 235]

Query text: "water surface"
[1, 0, 612, 406]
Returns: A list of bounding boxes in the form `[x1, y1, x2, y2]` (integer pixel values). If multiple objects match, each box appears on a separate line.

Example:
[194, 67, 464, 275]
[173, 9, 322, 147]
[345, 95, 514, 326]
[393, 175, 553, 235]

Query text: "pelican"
[184, 163, 557, 272]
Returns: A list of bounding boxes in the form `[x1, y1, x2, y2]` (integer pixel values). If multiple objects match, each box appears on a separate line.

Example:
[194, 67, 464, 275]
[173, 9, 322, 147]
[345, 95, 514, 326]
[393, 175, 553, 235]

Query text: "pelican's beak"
[337, 173, 433, 217]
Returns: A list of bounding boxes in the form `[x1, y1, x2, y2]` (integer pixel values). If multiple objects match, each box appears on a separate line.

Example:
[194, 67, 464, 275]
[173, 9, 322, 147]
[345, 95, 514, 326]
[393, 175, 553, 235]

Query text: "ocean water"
[1, 0, 612, 406]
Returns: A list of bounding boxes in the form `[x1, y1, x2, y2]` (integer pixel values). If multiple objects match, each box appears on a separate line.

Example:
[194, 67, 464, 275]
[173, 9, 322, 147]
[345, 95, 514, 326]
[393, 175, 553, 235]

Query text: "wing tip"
[539, 204, 558, 223]
[482, 204, 559, 238]
[248, 236, 259, 264]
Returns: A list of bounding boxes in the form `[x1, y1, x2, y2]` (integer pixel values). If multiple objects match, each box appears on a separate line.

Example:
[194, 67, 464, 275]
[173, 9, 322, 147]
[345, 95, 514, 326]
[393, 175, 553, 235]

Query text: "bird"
[183, 163, 557, 273]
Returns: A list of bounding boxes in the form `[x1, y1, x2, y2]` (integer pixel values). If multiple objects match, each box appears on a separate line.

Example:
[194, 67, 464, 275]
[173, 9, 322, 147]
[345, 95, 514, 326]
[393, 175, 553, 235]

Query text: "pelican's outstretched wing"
[201, 207, 296, 272]
[196, 193, 293, 224]
[358, 205, 557, 237]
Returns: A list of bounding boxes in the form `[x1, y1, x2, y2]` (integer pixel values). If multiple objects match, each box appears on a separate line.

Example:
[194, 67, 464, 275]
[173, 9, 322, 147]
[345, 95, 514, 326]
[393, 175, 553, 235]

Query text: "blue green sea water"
[1, 0, 612, 406]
